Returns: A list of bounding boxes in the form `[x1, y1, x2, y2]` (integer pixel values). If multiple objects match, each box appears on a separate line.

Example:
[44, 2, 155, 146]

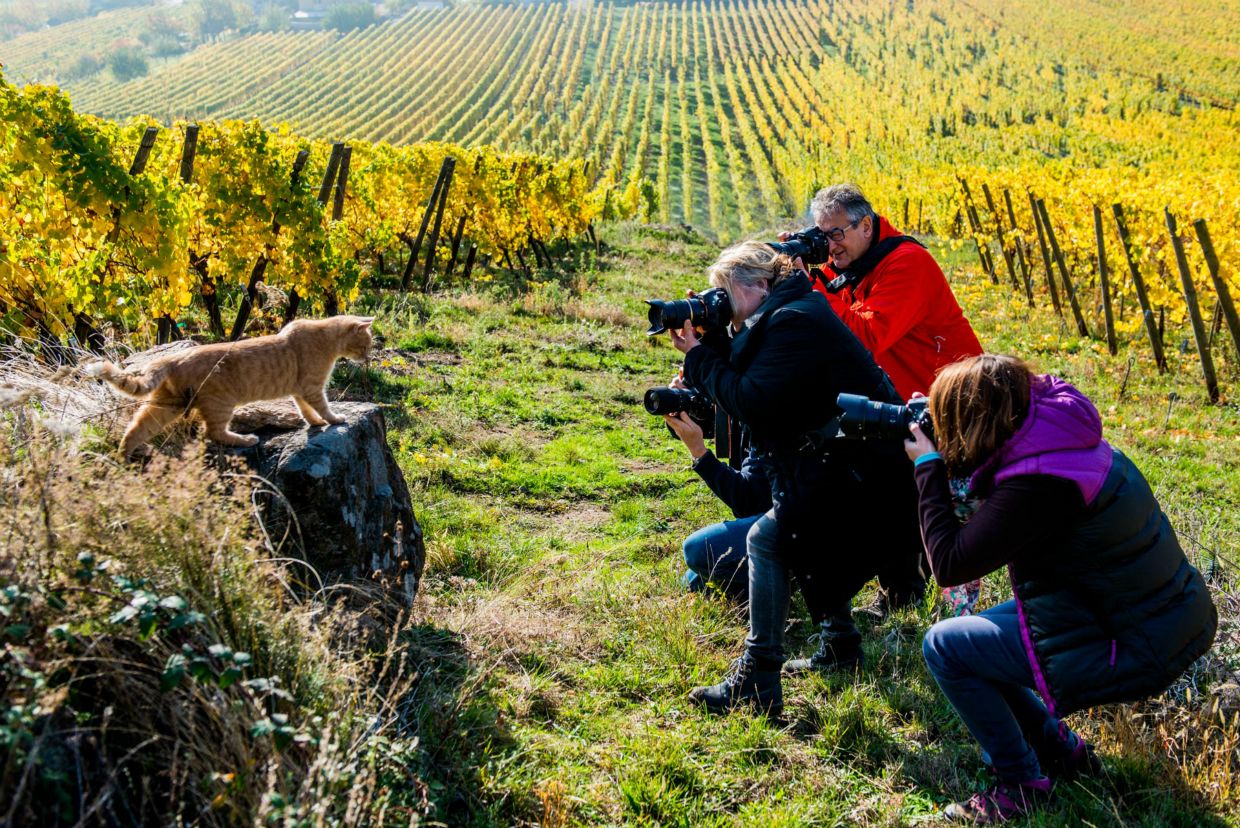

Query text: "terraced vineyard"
[0, 5, 186, 84]
[3, 0, 1239, 361]
[5, 0, 1235, 245]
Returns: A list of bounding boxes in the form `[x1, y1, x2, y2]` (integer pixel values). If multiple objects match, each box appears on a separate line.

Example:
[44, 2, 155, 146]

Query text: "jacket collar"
[729, 273, 813, 359]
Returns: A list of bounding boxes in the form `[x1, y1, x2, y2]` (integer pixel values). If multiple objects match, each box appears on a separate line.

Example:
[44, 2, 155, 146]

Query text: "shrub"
[65, 53, 103, 80]
[324, 2, 376, 33]
[107, 46, 149, 82]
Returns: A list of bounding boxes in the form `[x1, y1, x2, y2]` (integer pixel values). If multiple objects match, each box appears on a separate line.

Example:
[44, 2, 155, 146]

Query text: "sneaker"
[944, 777, 1054, 824]
[782, 636, 863, 675]
[688, 654, 783, 716]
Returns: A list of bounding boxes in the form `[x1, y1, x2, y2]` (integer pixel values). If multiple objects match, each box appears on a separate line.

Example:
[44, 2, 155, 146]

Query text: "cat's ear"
[355, 316, 376, 329]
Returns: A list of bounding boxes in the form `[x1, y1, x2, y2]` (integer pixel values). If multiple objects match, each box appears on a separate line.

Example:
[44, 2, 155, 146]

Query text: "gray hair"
[810, 183, 877, 224]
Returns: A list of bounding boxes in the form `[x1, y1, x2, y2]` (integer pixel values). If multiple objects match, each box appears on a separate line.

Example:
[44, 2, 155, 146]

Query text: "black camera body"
[768, 226, 832, 263]
[836, 393, 934, 443]
[644, 386, 716, 439]
[646, 287, 732, 336]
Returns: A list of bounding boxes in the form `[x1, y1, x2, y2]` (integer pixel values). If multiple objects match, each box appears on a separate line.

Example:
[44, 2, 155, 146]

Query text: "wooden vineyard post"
[231, 149, 309, 341]
[332, 145, 350, 222]
[160, 122, 188, 348]
[1036, 198, 1089, 337]
[982, 183, 1019, 292]
[514, 247, 531, 278]
[144, 123, 181, 343]
[421, 156, 456, 293]
[1111, 204, 1165, 372]
[401, 157, 452, 291]
[1166, 209, 1219, 402]
[587, 223, 601, 258]
[527, 233, 545, 268]
[902, 196, 909, 229]
[958, 179, 996, 282]
[181, 125, 226, 339]
[461, 244, 478, 282]
[318, 143, 345, 204]
[1029, 192, 1062, 315]
[1193, 219, 1240, 361]
[323, 145, 351, 316]
[128, 126, 159, 177]
[444, 215, 468, 280]
[89, 126, 160, 350]
[287, 143, 344, 325]
[1003, 189, 1034, 305]
[178, 124, 199, 183]
[1093, 206, 1118, 355]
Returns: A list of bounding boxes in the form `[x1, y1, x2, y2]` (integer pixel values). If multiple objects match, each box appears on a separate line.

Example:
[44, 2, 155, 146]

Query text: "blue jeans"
[682, 514, 758, 599]
[922, 600, 1076, 782]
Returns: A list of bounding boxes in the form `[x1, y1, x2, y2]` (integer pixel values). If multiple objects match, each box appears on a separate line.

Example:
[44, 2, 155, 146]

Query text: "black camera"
[768, 226, 832, 263]
[646, 287, 732, 336]
[644, 386, 715, 439]
[836, 393, 933, 443]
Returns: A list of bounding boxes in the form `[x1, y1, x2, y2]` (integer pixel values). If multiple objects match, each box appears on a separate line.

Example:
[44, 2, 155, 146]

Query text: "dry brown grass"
[0, 359, 430, 825]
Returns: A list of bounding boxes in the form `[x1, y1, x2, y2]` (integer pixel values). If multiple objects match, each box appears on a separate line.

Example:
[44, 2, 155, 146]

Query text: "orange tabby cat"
[86, 316, 375, 457]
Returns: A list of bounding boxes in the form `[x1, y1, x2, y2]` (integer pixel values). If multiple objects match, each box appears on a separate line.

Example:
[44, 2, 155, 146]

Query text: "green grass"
[363, 224, 1240, 825]
[5, 222, 1234, 824]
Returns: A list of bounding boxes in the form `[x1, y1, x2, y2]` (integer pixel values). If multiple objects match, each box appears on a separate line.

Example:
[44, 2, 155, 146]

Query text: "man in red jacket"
[787, 184, 983, 401]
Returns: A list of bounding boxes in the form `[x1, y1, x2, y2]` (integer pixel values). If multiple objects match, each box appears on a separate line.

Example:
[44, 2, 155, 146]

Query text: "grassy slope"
[355, 225, 1240, 826]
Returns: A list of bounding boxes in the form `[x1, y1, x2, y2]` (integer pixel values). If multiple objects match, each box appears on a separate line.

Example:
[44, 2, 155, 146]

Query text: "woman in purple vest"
[904, 354, 1216, 824]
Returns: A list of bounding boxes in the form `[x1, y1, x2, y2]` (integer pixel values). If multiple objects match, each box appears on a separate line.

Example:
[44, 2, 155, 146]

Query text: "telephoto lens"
[643, 387, 716, 439]
[836, 393, 933, 442]
[645, 287, 732, 336]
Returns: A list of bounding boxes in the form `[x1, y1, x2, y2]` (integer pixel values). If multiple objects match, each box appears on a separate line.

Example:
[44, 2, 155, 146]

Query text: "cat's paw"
[322, 414, 345, 425]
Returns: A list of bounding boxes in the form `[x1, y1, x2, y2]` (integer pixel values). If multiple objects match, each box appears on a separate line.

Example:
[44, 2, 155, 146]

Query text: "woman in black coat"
[672, 241, 919, 714]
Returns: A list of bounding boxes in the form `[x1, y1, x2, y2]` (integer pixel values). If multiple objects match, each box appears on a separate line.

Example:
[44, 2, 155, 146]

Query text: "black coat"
[683, 273, 921, 615]
[692, 444, 772, 519]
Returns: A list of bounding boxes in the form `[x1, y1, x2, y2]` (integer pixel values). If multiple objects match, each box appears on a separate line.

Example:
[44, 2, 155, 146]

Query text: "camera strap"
[797, 416, 842, 454]
[824, 234, 925, 294]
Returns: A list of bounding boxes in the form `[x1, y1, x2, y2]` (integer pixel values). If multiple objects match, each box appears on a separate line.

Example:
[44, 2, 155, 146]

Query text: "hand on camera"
[669, 319, 700, 354]
[904, 421, 938, 463]
[669, 368, 688, 390]
[777, 231, 791, 242]
[664, 411, 708, 459]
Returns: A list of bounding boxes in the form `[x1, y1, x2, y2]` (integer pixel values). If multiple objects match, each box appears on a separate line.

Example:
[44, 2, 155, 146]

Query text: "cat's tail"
[83, 360, 167, 397]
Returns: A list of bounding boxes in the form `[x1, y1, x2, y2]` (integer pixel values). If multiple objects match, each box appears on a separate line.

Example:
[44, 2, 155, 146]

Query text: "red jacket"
[815, 217, 982, 400]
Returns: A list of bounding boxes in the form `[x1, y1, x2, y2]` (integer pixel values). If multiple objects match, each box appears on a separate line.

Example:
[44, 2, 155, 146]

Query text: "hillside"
[2, 3, 1239, 823]
[3, 0, 1237, 241]
[5, 225, 1236, 824]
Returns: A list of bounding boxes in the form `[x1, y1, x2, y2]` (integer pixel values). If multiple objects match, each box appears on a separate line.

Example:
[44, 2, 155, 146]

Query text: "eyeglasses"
[821, 218, 861, 242]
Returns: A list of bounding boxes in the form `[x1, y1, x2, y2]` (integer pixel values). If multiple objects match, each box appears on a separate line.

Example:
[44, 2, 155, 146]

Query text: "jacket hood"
[971, 375, 1113, 504]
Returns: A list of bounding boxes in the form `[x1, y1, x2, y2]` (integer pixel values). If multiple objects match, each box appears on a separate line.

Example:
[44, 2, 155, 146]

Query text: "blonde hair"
[928, 354, 1033, 476]
[707, 241, 797, 296]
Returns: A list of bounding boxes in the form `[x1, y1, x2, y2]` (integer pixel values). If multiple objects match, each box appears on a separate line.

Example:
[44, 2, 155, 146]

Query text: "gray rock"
[223, 401, 424, 604]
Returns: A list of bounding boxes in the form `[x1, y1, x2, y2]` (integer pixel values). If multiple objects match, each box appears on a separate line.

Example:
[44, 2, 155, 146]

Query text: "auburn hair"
[928, 354, 1034, 476]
